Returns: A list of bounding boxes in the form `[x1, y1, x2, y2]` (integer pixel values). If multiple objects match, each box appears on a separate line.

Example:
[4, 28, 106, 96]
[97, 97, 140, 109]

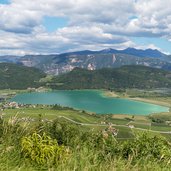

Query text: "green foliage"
[21, 132, 67, 165]
[50, 65, 171, 89]
[52, 104, 74, 110]
[1, 115, 171, 170]
[2, 116, 31, 146]
[0, 63, 46, 89]
[149, 113, 171, 124]
[121, 132, 171, 163]
[50, 119, 81, 146]
[0, 118, 3, 139]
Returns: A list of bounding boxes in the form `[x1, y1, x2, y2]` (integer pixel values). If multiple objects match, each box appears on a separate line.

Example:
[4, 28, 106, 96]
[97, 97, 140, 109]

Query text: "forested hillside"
[50, 65, 171, 89]
[0, 63, 46, 89]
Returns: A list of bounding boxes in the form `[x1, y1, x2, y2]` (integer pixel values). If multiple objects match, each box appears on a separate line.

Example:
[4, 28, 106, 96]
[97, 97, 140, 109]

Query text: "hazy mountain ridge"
[0, 55, 22, 63]
[1, 48, 171, 75]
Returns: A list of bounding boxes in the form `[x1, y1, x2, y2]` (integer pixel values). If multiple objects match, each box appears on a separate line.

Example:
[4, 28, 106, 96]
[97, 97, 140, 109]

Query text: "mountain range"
[1, 48, 171, 75]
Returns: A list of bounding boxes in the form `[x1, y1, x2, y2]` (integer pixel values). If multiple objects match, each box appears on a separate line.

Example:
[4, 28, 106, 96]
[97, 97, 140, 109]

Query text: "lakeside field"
[103, 88, 171, 107]
[104, 88, 171, 133]
[1, 105, 171, 140]
[0, 89, 171, 137]
[1, 88, 171, 138]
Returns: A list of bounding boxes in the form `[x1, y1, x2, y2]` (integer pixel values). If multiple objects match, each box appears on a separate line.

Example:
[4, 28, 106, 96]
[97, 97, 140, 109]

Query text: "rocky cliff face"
[19, 53, 171, 75]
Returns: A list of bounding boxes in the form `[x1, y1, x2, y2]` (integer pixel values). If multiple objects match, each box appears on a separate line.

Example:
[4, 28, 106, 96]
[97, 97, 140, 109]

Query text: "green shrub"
[50, 119, 81, 146]
[121, 132, 171, 163]
[21, 132, 68, 165]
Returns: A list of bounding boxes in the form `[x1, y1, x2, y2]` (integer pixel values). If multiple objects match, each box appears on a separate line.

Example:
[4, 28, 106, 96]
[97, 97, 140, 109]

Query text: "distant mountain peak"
[102, 48, 114, 52]
[122, 47, 165, 58]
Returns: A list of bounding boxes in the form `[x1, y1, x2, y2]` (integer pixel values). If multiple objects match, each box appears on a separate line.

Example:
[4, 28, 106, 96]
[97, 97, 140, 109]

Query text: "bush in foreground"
[21, 132, 68, 165]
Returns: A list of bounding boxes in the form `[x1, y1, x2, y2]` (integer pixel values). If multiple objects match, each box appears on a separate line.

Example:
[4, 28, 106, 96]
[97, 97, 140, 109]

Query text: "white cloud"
[0, 26, 132, 55]
[0, 0, 171, 55]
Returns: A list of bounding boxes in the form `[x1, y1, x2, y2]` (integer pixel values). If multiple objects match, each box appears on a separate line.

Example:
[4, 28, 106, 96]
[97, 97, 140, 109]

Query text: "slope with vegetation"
[0, 63, 46, 89]
[1, 111, 171, 171]
[50, 65, 171, 90]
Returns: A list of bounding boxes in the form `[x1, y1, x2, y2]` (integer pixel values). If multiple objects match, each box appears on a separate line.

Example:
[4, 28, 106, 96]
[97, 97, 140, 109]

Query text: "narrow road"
[58, 116, 171, 134]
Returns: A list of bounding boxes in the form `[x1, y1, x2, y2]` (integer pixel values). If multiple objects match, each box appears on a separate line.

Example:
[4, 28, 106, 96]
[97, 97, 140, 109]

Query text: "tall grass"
[0, 117, 171, 170]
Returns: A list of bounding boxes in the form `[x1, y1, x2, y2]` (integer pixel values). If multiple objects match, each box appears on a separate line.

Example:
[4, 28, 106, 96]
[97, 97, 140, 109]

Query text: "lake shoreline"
[10, 90, 169, 115]
[102, 90, 171, 108]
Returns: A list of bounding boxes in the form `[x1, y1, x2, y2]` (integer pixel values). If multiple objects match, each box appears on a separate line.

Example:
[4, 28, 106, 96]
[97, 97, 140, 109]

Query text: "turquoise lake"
[10, 90, 169, 115]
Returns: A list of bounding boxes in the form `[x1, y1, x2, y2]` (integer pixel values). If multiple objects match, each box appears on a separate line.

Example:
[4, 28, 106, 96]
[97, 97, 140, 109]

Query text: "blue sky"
[0, 0, 9, 4]
[0, 0, 171, 55]
[43, 16, 68, 32]
[131, 37, 171, 54]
